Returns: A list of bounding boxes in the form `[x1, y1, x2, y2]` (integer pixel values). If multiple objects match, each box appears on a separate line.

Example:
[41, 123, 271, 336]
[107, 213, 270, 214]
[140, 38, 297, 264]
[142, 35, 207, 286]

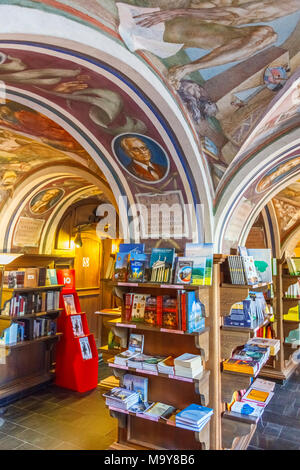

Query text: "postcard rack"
[55, 269, 98, 393]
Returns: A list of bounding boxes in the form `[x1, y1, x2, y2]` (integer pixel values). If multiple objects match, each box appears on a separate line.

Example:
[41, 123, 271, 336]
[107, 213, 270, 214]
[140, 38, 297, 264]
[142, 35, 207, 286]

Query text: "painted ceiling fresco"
[273, 180, 300, 243]
[33, 0, 299, 191]
[0, 105, 107, 214]
[4, 0, 299, 194]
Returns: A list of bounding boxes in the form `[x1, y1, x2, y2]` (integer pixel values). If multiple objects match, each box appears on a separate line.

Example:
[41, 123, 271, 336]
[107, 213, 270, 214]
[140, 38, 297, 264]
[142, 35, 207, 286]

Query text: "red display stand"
[55, 269, 98, 392]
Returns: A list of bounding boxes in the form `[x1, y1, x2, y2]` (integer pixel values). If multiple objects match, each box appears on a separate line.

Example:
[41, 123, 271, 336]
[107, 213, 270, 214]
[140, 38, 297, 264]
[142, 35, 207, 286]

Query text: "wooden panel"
[127, 416, 203, 450]
[221, 329, 251, 360]
[74, 234, 101, 289]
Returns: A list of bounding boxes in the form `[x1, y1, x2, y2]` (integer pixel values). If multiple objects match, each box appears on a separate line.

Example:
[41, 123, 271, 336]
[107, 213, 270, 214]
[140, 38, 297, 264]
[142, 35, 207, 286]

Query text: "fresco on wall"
[0, 122, 106, 213]
[11, 176, 102, 253]
[86, 0, 300, 190]
[0, 45, 203, 248]
[273, 181, 300, 241]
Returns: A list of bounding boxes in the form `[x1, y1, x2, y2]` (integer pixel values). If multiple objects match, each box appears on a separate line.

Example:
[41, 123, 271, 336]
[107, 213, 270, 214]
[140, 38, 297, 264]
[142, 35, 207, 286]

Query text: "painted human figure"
[132, 0, 299, 87]
[120, 136, 167, 182]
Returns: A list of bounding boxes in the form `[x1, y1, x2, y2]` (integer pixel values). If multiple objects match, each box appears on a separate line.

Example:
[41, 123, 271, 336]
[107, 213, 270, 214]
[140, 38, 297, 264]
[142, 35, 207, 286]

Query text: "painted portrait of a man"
[30, 188, 64, 215]
[113, 133, 169, 183]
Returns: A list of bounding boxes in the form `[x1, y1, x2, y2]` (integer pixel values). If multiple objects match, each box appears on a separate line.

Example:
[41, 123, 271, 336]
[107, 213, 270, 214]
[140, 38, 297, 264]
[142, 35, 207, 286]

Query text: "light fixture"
[0, 253, 23, 311]
[74, 230, 83, 248]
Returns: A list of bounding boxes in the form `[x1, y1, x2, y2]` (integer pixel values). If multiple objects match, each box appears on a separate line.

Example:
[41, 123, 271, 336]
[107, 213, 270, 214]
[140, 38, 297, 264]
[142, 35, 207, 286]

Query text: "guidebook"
[184, 243, 213, 286]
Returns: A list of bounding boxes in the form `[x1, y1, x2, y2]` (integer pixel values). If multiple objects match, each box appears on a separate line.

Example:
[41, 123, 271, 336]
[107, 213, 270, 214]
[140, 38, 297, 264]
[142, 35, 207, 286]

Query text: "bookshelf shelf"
[3, 285, 64, 293]
[0, 309, 63, 321]
[221, 282, 272, 289]
[107, 319, 209, 337]
[108, 358, 210, 383]
[110, 281, 207, 290]
[0, 332, 62, 349]
[221, 316, 272, 334]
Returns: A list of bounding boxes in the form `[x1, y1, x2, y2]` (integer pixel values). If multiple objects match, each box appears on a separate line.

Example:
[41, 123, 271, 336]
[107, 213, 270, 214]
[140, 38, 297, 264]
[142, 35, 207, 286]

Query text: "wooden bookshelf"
[103, 271, 216, 450]
[0, 258, 64, 406]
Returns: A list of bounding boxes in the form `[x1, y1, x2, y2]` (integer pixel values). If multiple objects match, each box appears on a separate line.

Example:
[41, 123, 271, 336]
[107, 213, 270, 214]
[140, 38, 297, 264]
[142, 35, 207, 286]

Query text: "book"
[222, 358, 260, 375]
[184, 243, 213, 286]
[150, 248, 175, 284]
[70, 315, 84, 337]
[79, 336, 93, 360]
[174, 353, 202, 369]
[63, 294, 77, 315]
[123, 373, 148, 404]
[186, 290, 205, 333]
[46, 269, 58, 286]
[162, 296, 178, 329]
[174, 258, 193, 285]
[241, 256, 259, 285]
[118, 243, 145, 254]
[128, 253, 148, 282]
[128, 333, 144, 354]
[144, 296, 157, 326]
[175, 404, 213, 430]
[24, 268, 38, 288]
[241, 387, 274, 407]
[250, 378, 275, 393]
[157, 356, 175, 375]
[113, 252, 129, 282]
[114, 349, 139, 366]
[247, 249, 272, 284]
[131, 294, 148, 322]
[230, 401, 264, 418]
[143, 402, 176, 419]
[246, 337, 280, 356]
[103, 387, 140, 411]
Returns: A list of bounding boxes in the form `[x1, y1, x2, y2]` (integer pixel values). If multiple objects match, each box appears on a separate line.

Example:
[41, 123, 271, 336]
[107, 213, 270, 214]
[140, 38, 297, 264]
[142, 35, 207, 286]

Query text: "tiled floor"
[248, 365, 300, 450]
[0, 364, 117, 450]
[1, 364, 300, 450]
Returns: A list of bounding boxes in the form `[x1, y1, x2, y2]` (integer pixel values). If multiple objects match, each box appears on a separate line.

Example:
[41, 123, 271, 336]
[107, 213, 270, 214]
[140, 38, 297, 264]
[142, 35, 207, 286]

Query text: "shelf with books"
[0, 332, 62, 349]
[0, 308, 63, 321]
[107, 357, 210, 405]
[3, 285, 64, 294]
[108, 405, 210, 448]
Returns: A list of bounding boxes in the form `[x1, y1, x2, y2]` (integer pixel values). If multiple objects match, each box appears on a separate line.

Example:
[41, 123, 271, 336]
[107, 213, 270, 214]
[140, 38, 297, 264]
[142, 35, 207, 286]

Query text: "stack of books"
[103, 387, 140, 411]
[223, 342, 270, 375]
[246, 337, 280, 356]
[143, 355, 166, 372]
[114, 350, 138, 366]
[157, 356, 175, 375]
[143, 402, 176, 419]
[230, 378, 275, 419]
[175, 404, 213, 431]
[174, 353, 203, 378]
[114, 333, 144, 366]
[223, 291, 269, 328]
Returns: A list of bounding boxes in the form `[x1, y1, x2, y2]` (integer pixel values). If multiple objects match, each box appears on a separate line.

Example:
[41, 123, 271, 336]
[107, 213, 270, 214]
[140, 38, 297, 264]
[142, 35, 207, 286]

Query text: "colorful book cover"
[176, 404, 213, 424]
[143, 402, 175, 418]
[241, 256, 259, 285]
[247, 249, 272, 284]
[186, 291, 205, 333]
[47, 269, 58, 286]
[184, 243, 213, 286]
[70, 315, 84, 337]
[131, 294, 148, 322]
[79, 336, 93, 360]
[63, 294, 77, 315]
[123, 373, 148, 404]
[118, 243, 145, 254]
[162, 296, 178, 329]
[113, 252, 129, 282]
[150, 248, 175, 283]
[144, 296, 157, 326]
[128, 333, 144, 353]
[230, 401, 263, 417]
[174, 257, 193, 285]
[128, 253, 148, 282]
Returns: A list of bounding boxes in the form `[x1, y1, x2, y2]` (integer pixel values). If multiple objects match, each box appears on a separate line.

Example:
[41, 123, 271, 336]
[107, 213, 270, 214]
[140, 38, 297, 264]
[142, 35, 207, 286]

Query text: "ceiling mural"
[1, 0, 298, 195]
[273, 181, 300, 243]
[0, 40, 207, 247]
[0, 116, 106, 214]
[90, 0, 300, 190]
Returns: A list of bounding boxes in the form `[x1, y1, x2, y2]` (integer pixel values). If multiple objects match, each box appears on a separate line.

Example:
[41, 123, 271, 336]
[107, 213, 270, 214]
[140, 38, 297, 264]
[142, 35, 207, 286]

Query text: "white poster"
[13, 217, 45, 247]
